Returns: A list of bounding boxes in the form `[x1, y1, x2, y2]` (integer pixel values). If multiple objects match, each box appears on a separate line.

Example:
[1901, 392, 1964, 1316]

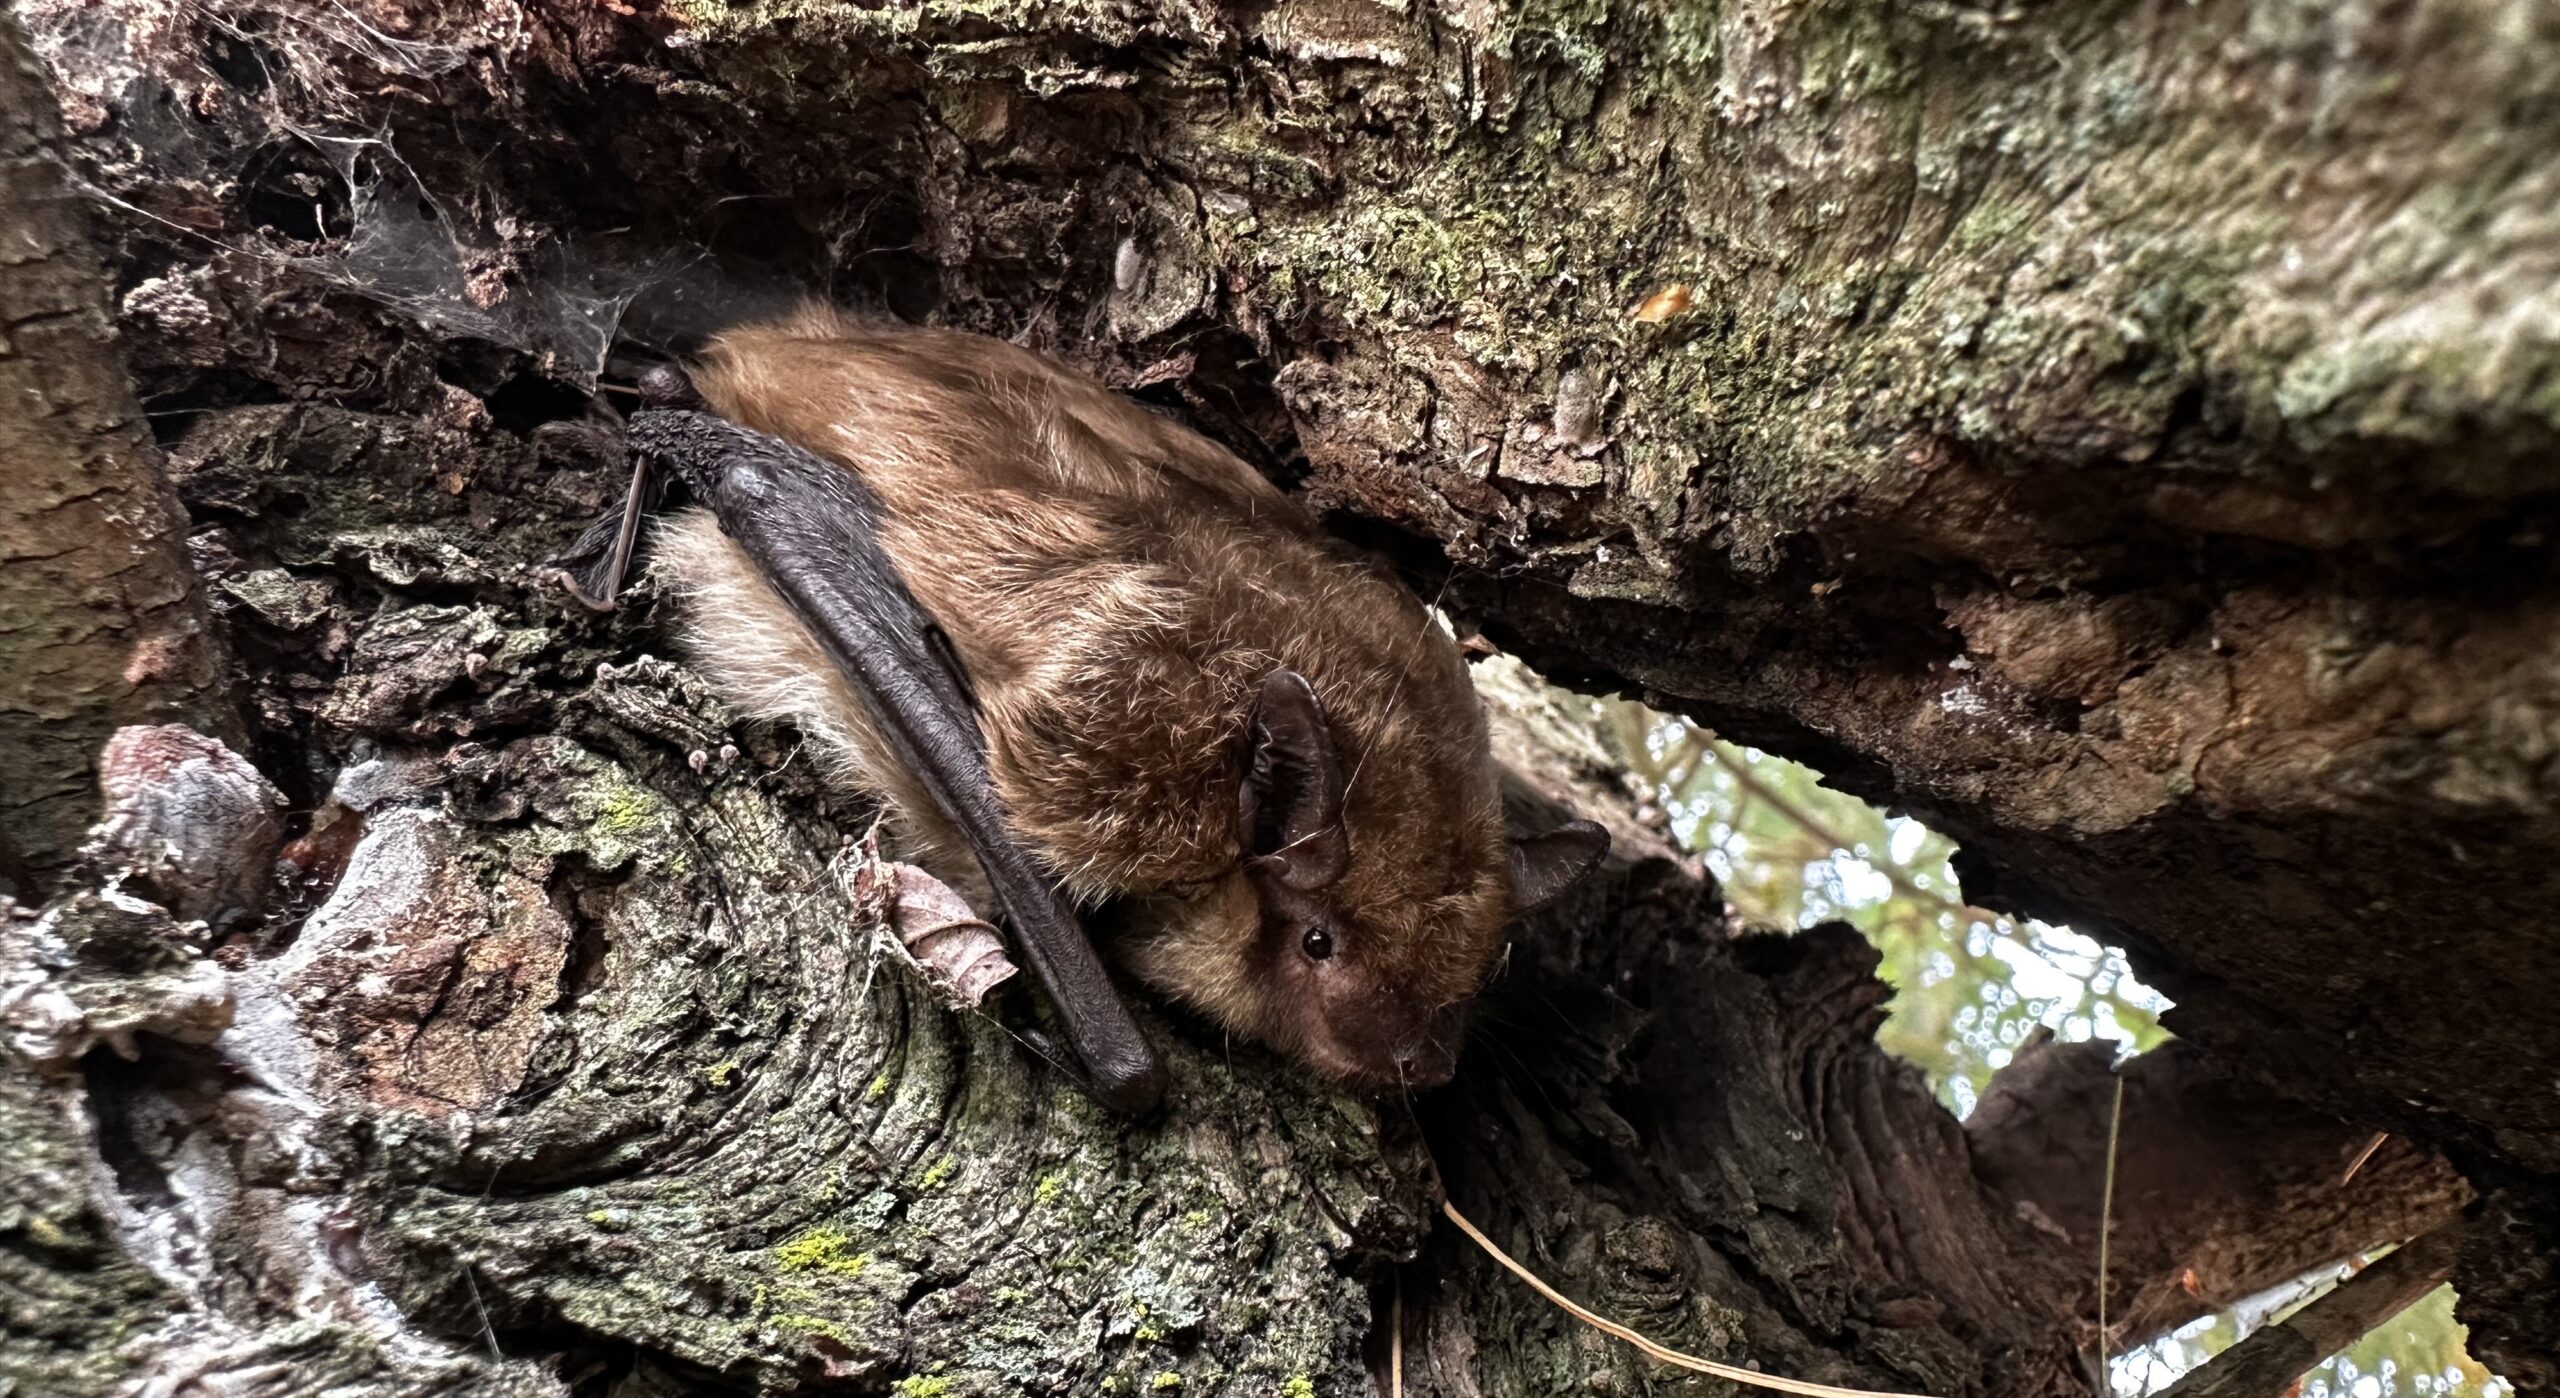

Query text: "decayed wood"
[1966, 1032, 2467, 1348]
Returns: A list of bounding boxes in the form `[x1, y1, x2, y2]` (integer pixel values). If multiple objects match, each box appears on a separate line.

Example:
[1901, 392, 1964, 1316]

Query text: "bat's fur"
[655, 308, 1570, 1086]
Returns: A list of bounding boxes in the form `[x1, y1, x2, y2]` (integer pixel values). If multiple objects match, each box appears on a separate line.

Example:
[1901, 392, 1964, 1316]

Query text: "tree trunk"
[0, 7, 233, 889]
[3, 0, 2552, 1393]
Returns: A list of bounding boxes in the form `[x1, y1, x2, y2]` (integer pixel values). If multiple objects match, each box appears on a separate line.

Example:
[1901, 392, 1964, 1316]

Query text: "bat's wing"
[626, 395, 1167, 1115]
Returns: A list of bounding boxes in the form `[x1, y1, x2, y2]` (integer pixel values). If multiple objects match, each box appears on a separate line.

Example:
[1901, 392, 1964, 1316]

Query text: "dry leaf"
[91, 724, 287, 930]
[885, 862, 1017, 1008]
[835, 830, 1018, 1009]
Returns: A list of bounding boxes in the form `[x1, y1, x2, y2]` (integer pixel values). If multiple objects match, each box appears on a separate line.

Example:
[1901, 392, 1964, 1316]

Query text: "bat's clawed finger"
[638, 362, 704, 411]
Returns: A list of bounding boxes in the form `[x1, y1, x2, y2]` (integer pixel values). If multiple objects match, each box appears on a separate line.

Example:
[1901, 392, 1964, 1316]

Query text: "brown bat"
[566, 309, 1606, 1111]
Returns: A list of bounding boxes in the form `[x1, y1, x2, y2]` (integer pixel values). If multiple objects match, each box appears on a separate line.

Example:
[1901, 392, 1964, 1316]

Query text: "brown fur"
[656, 309, 1516, 1085]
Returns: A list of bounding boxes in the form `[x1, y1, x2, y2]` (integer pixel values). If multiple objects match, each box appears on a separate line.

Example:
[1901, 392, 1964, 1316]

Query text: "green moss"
[773, 1228, 871, 1278]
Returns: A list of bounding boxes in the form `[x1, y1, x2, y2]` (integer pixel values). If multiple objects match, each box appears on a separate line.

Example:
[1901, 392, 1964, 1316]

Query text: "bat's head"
[1123, 669, 1608, 1091]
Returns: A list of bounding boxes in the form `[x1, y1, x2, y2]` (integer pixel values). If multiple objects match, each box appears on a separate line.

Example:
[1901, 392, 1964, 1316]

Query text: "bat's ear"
[1238, 669, 1349, 890]
[1509, 820, 1609, 916]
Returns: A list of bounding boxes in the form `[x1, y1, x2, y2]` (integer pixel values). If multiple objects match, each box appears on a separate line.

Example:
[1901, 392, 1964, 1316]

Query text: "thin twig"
[462, 1263, 502, 1362]
[1442, 1199, 1938, 1398]
[1391, 1270, 1405, 1398]
[2098, 1072, 2126, 1398]
[2341, 1132, 2389, 1186]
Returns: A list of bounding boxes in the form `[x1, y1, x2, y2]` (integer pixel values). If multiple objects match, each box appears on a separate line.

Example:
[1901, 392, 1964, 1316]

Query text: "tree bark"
[0, 6, 233, 890]
[4, 0, 2553, 1392]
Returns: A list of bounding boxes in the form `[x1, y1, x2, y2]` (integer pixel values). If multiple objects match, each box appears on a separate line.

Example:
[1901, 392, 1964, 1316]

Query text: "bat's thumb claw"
[544, 565, 621, 612]
[638, 363, 703, 411]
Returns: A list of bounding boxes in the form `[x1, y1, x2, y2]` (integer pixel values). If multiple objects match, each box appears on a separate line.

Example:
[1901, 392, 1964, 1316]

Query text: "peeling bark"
[4, 0, 2553, 1391]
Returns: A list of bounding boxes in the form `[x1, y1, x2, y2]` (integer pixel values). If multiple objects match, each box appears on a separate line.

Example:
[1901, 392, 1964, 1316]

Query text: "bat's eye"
[1301, 927, 1336, 961]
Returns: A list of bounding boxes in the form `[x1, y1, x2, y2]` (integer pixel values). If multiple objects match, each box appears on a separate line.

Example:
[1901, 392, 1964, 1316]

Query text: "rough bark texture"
[3, 0, 2554, 1392]
[0, 6, 233, 888]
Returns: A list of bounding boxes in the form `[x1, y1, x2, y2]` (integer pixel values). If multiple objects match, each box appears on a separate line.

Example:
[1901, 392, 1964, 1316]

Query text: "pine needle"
[1441, 1199, 1940, 1398]
[2340, 1132, 2388, 1186]
[2097, 1072, 2127, 1398]
[1391, 1270, 1405, 1398]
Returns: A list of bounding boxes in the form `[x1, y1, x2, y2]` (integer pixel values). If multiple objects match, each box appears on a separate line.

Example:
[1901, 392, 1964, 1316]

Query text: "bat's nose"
[636, 363, 702, 410]
[1330, 994, 1467, 1089]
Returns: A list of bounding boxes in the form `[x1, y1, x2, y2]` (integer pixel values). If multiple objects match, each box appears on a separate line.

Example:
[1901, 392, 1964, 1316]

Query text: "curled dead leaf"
[837, 830, 1017, 1009]
[838, 832, 1017, 1010]
[887, 863, 1018, 1008]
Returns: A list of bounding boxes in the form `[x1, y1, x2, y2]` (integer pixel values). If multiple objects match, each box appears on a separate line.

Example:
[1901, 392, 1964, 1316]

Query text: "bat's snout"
[1317, 996, 1466, 1092]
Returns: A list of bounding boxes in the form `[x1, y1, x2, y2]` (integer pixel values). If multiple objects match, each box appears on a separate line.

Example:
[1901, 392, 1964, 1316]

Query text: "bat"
[563, 309, 1607, 1110]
